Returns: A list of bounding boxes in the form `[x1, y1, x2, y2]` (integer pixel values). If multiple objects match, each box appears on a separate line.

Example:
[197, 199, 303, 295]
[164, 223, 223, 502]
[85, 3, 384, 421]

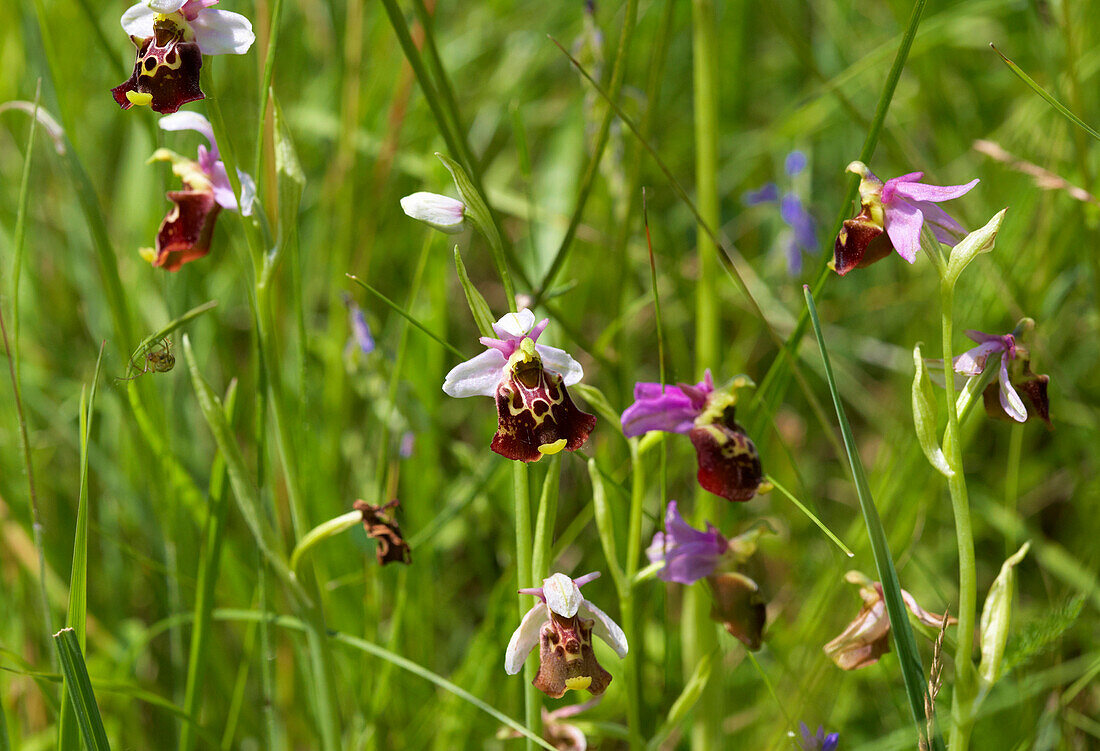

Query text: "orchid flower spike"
[139, 112, 256, 271]
[832, 162, 979, 275]
[113, 0, 255, 114]
[505, 572, 628, 698]
[620, 372, 767, 502]
[954, 328, 1050, 426]
[742, 150, 818, 275]
[443, 309, 596, 462]
[399, 192, 466, 234]
[824, 571, 953, 670]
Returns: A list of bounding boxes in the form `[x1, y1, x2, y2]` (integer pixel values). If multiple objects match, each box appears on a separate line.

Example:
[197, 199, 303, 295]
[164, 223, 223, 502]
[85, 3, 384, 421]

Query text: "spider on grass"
[118, 337, 176, 381]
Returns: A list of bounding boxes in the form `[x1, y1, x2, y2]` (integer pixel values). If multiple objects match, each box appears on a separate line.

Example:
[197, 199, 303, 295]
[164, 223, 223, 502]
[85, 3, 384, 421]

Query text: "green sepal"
[979, 541, 1030, 692]
[945, 209, 1006, 287]
[912, 343, 953, 477]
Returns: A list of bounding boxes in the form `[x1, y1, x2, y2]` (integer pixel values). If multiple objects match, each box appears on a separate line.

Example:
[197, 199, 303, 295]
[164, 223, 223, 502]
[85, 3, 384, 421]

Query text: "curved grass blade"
[212, 609, 558, 751]
[804, 287, 943, 751]
[765, 473, 854, 557]
[991, 44, 1100, 142]
[124, 301, 219, 375]
[53, 628, 111, 751]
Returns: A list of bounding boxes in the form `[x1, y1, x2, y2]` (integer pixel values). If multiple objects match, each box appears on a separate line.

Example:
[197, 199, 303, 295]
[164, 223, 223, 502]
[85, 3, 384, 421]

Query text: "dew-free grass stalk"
[513, 461, 539, 749]
[688, 2, 721, 747]
[621, 441, 647, 751]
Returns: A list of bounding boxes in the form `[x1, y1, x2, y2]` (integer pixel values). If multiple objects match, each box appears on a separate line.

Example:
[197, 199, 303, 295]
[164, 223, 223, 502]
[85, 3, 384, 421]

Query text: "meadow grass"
[1, 0, 1099, 748]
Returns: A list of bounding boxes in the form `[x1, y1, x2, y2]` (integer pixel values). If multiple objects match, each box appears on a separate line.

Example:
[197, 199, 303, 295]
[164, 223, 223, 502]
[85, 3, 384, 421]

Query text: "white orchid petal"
[190, 9, 255, 55]
[158, 111, 216, 145]
[535, 344, 583, 386]
[442, 349, 505, 398]
[493, 309, 537, 338]
[999, 359, 1028, 422]
[148, 0, 187, 12]
[543, 573, 582, 618]
[120, 3, 156, 37]
[505, 604, 547, 675]
[579, 599, 628, 658]
[236, 169, 257, 216]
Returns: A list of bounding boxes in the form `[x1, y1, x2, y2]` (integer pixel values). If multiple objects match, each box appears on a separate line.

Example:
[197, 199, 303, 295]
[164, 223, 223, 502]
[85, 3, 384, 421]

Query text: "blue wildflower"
[743, 150, 818, 275]
[798, 722, 839, 751]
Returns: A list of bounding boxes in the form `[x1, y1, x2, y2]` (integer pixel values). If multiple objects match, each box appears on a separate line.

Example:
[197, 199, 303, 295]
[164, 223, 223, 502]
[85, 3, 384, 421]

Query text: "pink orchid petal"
[884, 200, 924, 263]
[999, 358, 1028, 422]
[892, 178, 979, 203]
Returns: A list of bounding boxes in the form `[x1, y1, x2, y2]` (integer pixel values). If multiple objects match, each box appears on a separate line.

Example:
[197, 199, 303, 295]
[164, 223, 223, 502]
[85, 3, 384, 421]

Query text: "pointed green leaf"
[588, 458, 626, 597]
[645, 650, 715, 751]
[979, 541, 1030, 690]
[53, 629, 110, 751]
[992, 45, 1100, 142]
[804, 287, 942, 751]
[453, 246, 496, 338]
[912, 343, 953, 477]
[945, 209, 1006, 287]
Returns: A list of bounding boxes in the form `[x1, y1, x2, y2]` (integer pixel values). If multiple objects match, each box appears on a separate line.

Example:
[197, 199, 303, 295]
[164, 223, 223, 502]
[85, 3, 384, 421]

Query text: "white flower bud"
[399, 192, 466, 234]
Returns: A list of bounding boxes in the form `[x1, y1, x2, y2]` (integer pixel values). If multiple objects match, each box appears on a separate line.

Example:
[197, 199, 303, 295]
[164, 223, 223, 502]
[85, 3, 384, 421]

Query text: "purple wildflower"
[743, 150, 818, 274]
[341, 294, 376, 359]
[646, 501, 728, 584]
[798, 722, 839, 751]
[833, 161, 978, 275]
[621, 372, 713, 438]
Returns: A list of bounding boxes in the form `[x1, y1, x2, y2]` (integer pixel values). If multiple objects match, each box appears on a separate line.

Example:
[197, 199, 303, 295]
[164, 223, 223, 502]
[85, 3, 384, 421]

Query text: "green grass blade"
[0, 678, 10, 751]
[180, 335, 301, 599]
[179, 381, 238, 751]
[645, 649, 715, 751]
[53, 628, 111, 751]
[211, 609, 557, 751]
[58, 342, 105, 751]
[125, 301, 218, 376]
[803, 287, 942, 751]
[991, 44, 1100, 142]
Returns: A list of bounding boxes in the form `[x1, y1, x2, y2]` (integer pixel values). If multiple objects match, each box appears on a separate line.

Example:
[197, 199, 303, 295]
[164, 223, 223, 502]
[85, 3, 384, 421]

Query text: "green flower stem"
[620, 441, 646, 750]
[940, 281, 978, 750]
[689, 1, 722, 748]
[513, 462, 539, 749]
[290, 511, 364, 574]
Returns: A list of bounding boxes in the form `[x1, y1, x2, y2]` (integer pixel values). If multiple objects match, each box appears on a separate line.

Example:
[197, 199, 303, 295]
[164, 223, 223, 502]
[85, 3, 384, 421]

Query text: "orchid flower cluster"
[109, 0, 257, 272]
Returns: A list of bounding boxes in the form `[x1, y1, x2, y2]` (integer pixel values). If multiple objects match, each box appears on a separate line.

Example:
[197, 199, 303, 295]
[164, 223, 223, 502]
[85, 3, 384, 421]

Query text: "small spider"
[119, 338, 175, 381]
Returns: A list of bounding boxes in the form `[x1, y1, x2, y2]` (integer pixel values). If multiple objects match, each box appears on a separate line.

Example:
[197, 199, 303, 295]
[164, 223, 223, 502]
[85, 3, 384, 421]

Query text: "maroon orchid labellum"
[443, 310, 596, 463]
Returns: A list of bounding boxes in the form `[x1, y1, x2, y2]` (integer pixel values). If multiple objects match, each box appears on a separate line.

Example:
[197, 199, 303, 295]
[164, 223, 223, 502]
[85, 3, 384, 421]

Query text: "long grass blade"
[346, 274, 464, 358]
[990, 44, 1100, 142]
[57, 342, 105, 751]
[804, 287, 942, 751]
[53, 628, 111, 751]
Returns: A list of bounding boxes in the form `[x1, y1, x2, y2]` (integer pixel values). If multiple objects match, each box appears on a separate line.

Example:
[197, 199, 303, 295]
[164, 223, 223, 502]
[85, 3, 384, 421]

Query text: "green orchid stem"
[513, 462, 539, 749]
[940, 281, 978, 750]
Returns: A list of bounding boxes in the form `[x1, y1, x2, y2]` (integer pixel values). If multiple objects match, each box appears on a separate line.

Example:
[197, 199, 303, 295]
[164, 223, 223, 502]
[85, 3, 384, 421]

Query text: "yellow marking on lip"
[139, 246, 157, 265]
[564, 676, 591, 692]
[125, 91, 153, 107]
[538, 439, 567, 456]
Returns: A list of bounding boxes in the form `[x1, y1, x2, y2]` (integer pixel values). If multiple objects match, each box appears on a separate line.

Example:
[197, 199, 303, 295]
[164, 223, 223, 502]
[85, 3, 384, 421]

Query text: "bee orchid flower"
[140, 112, 255, 271]
[621, 372, 766, 502]
[505, 572, 628, 698]
[824, 571, 953, 670]
[443, 309, 596, 462]
[953, 329, 1050, 426]
[832, 161, 978, 275]
[112, 0, 255, 114]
